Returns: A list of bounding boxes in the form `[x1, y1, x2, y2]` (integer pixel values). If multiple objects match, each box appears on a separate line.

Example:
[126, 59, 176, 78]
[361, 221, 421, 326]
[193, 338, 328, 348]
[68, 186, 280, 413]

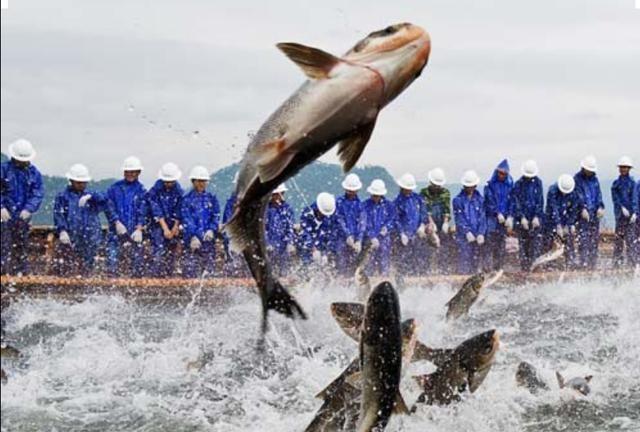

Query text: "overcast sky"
[1, 0, 639, 186]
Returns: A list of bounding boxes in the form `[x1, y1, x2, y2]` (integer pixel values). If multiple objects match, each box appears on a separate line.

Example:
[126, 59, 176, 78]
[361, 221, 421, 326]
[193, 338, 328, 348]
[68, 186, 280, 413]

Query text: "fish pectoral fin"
[253, 138, 295, 183]
[344, 371, 363, 389]
[336, 119, 377, 173]
[276, 42, 341, 79]
[393, 392, 410, 415]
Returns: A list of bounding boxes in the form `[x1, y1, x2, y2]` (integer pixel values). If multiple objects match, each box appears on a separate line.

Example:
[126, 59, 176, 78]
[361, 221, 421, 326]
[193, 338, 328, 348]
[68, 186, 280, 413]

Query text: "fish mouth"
[483, 270, 504, 289]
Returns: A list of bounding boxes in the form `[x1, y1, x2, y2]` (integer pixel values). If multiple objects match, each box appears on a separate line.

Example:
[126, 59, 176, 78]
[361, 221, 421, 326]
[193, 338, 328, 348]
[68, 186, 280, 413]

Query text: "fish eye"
[384, 26, 396, 34]
[483, 344, 493, 354]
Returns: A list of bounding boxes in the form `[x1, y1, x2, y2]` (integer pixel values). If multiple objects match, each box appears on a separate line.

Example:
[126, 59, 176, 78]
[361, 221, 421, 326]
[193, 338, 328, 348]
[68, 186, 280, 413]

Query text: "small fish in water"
[225, 23, 431, 334]
[530, 239, 565, 271]
[556, 371, 592, 396]
[413, 329, 500, 407]
[0, 344, 21, 360]
[446, 270, 503, 321]
[515, 361, 550, 394]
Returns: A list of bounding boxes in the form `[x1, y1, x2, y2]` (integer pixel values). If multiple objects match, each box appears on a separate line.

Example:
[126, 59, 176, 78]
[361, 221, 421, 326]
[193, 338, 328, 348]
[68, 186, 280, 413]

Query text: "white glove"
[115, 221, 128, 235]
[190, 236, 202, 251]
[556, 224, 565, 238]
[497, 213, 506, 224]
[321, 255, 329, 266]
[570, 225, 577, 235]
[441, 221, 450, 233]
[417, 224, 427, 239]
[353, 241, 362, 254]
[596, 207, 605, 219]
[380, 226, 388, 237]
[287, 243, 296, 255]
[346, 236, 355, 248]
[622, 207, 630, 218]
[401, 233, 409, 246]
[371, 238, 380, 249]
[131, 229, 143, 243]
[532, 217, 541, 229]
[59, 230, 71, 245]
[520, 217, 529, 231]
[19, 210, 31, 221]
[78, 194, 92, 208]
[266, 244, 274, 252]
[203, 229, 215, 242]
[476, 234, 485, 245]
[466, 232, 476, 243]
[505, 216, 514, 230]
[631, 214, 638, 224]
[0, 208, 10, 223]
[581, 209, 590, 222]
[312, 249, 322, 263]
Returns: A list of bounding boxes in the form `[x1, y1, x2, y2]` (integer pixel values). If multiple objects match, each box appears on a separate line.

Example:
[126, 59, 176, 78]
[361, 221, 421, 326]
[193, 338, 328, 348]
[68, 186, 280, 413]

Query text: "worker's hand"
[346, 236, 355, 248]
[266, 244, 274, 253]
[505, 216, 514, 231]
[163, 228, 173, 239]
[353, 241, 362, 254]
[0, 208, 10, 223]
[622, 207, 630, 218]
[371, 237, 380, 249]
[581, 209, 590, 222]
[115, 220, 128, 235]
[380, 226, 388, 237]
[287, 243, 296, 256]
[497, 213, 506, 225]
[19, 210, 31, 221]
[131, 229, 143, 243]
[596, 207, 605, 219]
[466, 232, 476, 243]
[520, 217, 529, 231]
[59, 230, 71, 245]
[570, 225, 577, 235]
[78, 194, 92, 208]
[531, 217, 541, 229]
[630, 213, 637, 224]
[203, 229, 215, 242]
[400, 233, 409, 246]
[441, 221, 450, 234]
[190, 236, 202, 251]
[417, 224, 427, 239]
[476, 234, 485, 245]
[556, 224, 565, 238]
[312, 249, 322, 263]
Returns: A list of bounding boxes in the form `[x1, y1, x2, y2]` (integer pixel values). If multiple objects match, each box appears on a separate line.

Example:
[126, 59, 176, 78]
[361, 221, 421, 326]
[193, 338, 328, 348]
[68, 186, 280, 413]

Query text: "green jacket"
[420, 186, 451, 224]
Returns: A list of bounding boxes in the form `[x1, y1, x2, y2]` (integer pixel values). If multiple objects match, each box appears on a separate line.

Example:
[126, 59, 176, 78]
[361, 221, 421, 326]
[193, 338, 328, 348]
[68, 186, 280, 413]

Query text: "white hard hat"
[66, 163, 92, 182]
[341, 173, 363, 191]
[617, 155, 633, 168]
[158, 162, 182, 181]
[273, 183, 288, 194]
[8, 139, 36, 162]
[580, 155, 597, 172]
[428, 167, 446, 186]
[461, 170, 480, 187]
[521, 159, 539, 178]
[122, 156, 143, 172]
[189, 165, 210, 180]
[396, 173, 417, 190]
[367, 179, 387, 196]
[316, 192, 336, 216]
[557, 174, 575, 194]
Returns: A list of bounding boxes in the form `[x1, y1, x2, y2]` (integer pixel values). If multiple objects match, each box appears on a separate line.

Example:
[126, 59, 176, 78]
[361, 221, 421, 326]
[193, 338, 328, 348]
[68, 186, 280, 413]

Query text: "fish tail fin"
[556, 371, 565, 388]
[265, 278, 307, 323]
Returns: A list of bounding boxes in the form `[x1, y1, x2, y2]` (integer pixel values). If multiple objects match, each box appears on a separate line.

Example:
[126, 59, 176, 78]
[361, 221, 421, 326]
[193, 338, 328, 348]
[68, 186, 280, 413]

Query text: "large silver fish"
[225, 24, 431, 332]
[445, 270, 503, 321]
[530, 239, 565, 271]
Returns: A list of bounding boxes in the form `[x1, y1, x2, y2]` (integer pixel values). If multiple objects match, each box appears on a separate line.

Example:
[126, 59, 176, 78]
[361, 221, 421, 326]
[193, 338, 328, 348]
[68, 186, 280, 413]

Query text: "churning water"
[2, 275, 639, 432]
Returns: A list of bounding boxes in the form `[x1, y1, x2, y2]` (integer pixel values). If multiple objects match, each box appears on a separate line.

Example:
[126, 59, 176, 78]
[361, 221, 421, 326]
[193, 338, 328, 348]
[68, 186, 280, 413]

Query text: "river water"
[2, 275, 639, 431]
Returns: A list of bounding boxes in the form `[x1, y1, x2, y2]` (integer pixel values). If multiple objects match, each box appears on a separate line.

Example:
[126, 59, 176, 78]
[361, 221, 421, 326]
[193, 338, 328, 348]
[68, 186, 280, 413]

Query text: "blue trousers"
[485, 231, 507, 270]
[576, 219, 600, 270]
[0, 219, 30, 275]
[182, 240, 216, 278]
[335, 242, 360, 277]
[613, 219, 636, 268]
[457, 239, 482, 274]
[394, 236, 427, 276]
[367, 237, 391, 276]
[517, 227, 543, 271]
[106, 234, 145, 277]
[54, 242, 98, 276]
[149, 228, 179, 277]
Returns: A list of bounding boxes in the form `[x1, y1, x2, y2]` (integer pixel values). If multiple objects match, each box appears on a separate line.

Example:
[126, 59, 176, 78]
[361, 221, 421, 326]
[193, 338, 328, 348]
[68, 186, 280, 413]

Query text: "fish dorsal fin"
[253, 137, 295, 183]
[556, 371, 565, 388]
[393, 391, 410, 415]
[276, 42, 341, 79]
[337, 119, 377, 173]
[345, 371, 363, 389]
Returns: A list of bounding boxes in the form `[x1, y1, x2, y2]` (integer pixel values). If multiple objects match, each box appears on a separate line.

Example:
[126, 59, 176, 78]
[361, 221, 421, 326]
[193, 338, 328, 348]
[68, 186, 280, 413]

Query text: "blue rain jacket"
[393, 192, 426, 238]
[53, 187, 107, 247]
[106, 179, 147, 232]
[362, 197, 396, 240]
[265, 201, 295, 250]
[611, 174, 636, 221]
[484, 159, 513, 233]
[634, 181, 640, 216]
[298, 203, 339, 254]
[0, 160, 44, 215]
[509, 177, 544, 222]
[180, 189, 220, 242]
[146, 180, 183, 225]
[545, 184, 582, 227]
[453, 189, 487, 240]
[335, 195, 365, 242]
[574, 171, 604, 216]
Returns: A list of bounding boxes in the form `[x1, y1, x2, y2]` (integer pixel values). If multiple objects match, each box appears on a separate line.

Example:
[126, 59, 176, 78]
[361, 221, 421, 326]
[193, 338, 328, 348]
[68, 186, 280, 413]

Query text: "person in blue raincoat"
[298, 192, 338, 270]
[221, 173, 247, 277]
[483, 159, 513, 270]
[105, 156, 147, 277]
[145, 163, 183, 277]
[611, 156, 636, 268]
[545, 174, 583, 269]
[574, 155, 605, 270]
[265, 183, 296, 277]
[0, 139, 44, 275]
[453, 170, 487, 274]
[53, 164, 107, 275]
[362, 179, 396, 276]
[632, 180, 640, 264]
[334, 173, 365, 277]
[509, 160, 545, 271]
[180, 166, 220, 278]
[421, 168, 454, 274]
[393, 173, 428, 276]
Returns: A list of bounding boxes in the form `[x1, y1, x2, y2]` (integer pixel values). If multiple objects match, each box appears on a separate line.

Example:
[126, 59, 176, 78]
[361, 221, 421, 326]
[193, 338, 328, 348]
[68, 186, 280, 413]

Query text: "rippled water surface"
[2, 275, 639, 431]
